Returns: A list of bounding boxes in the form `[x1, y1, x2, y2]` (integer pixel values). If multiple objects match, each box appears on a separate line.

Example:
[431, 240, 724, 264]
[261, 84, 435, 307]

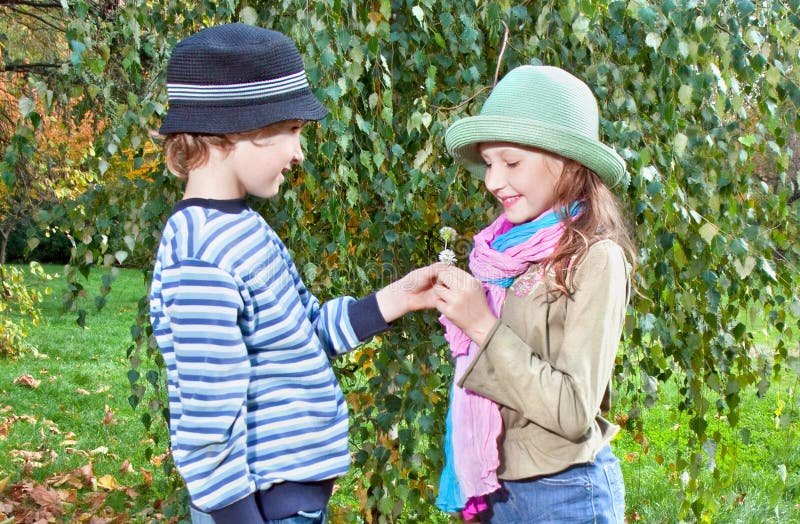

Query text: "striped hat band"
[167, 70, 309, 102]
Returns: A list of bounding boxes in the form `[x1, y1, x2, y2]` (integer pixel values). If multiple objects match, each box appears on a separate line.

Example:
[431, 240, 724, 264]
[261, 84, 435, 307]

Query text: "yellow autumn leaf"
[96, 474, 119, 490]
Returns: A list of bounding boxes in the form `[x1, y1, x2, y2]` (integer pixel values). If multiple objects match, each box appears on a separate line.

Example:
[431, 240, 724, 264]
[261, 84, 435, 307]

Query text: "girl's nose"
[483, 166, 504, 192]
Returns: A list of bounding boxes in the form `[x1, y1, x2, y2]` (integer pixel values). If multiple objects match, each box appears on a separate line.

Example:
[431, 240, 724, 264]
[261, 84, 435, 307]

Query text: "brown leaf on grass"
[138, 468, 152, 487]
[0, 419, 10, 440]
[0, 475, 9, 492]
[85, 491, 107, 511]
[50, 471, 84, 489]
[102, 405, 117, 426]
[0, 499, 13, 514]
[10, 449, 46, 462]
[79, 463, 94, 486]
[76, 388, 91, 395]
[44, 419, 61, 434]
[11, 414, 37, 424]
[119, 459, 133, 474]
[0, 405, 11, 413]
[13, 374, 41, 388]
[149, 452, 168, 467]
[28, 485, 64, 514]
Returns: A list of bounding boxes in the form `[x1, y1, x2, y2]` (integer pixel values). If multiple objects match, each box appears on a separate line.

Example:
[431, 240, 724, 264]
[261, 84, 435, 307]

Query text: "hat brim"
[445, 115, 628, 189]
[158, 90, 328, 135]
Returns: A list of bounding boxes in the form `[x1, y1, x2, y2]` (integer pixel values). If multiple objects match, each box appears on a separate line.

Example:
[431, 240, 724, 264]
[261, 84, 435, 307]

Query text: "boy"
[150, 23, 441, 524]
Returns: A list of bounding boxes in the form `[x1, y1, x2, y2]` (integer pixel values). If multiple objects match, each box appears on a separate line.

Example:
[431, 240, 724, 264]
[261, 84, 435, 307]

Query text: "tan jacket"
[458, 239, 630, 480]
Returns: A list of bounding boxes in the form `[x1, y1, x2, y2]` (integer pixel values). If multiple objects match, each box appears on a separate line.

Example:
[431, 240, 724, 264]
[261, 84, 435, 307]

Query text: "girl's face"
[479, 142, 564, 224]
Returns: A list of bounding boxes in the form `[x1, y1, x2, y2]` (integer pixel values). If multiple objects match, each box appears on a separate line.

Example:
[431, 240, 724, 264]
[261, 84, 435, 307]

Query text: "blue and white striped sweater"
[149, 200, 370, 514]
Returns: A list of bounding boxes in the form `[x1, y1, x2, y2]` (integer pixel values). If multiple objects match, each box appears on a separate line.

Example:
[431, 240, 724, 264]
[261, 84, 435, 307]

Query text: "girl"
[434, 65, 635, 523]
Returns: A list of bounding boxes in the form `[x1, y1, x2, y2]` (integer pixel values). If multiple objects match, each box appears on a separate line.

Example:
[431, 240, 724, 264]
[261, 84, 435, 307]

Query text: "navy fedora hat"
[159, 23, 327, 135]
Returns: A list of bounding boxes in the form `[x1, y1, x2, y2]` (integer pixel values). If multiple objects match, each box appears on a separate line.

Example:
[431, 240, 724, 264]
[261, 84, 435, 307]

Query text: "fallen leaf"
[96, 474, 119, 491]
[50, 472, 83, 489]
[139, 468, 152, 487]
[102, 405, 117, 426]
[85, 491, 107, 510]
[0, 475, 9, 492]
[28, 484, 64, 514]
[119, 459, 133, 474]
[89, 446, 109, 456]
[75, 388, 91, 395]
[13, 374, 41, 388]
[79, 464, 94, 485]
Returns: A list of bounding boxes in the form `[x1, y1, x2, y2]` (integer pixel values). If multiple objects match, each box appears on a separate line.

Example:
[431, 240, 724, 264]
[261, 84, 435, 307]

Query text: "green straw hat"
[445, 65, 628, 189]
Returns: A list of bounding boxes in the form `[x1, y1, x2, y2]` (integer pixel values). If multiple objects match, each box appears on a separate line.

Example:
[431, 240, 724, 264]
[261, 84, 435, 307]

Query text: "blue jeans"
[484, 445, 625, 523]
[189, 507, 326, 524]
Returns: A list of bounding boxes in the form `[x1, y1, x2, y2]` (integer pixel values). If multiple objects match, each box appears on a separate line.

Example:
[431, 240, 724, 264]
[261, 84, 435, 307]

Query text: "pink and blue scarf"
[436, 203, 580, 519]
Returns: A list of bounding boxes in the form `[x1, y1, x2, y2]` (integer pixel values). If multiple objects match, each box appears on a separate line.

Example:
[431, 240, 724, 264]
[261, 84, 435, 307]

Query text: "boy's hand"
[433, 266, 497, 346]
[375, 264, 447, 323]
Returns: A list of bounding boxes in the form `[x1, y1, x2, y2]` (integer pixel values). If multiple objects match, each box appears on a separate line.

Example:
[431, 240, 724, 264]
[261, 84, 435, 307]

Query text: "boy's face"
[228, 120, 306, 198]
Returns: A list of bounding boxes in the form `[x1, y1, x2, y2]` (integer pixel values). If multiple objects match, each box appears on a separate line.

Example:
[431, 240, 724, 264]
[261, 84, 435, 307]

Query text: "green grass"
[2, 263, 799, 523]
[614, 370, 800, 523]
[0, 264, 178, 522]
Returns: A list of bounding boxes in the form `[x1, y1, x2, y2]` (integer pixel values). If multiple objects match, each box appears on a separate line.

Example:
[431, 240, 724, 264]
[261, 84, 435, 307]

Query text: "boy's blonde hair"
[163, 124, 282, 178]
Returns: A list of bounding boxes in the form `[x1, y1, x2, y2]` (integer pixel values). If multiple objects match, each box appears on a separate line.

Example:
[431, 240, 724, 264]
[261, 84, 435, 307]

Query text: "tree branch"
[1, 62, 64, 73]
[0, 1, 62, 8]
[789, 188, 800, 206]
[4, 4, 65, 31]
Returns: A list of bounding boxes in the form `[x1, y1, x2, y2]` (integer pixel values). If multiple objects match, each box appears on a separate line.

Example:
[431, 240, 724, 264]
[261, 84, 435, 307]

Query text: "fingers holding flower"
[434, 266, 497, 345]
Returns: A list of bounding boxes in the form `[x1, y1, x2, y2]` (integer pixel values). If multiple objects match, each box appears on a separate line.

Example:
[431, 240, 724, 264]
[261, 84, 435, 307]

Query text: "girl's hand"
[434, 266, 497, 346]
[376, 263, 448, 322]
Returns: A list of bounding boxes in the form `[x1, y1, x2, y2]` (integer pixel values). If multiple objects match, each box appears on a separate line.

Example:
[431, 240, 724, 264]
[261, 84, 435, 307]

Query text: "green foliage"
[0, 262, 52, 356]
[3, 0, 799, 521]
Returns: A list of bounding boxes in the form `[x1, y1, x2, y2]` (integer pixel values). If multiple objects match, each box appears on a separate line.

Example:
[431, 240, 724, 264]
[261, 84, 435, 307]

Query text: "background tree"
[2, 0, 799, 521]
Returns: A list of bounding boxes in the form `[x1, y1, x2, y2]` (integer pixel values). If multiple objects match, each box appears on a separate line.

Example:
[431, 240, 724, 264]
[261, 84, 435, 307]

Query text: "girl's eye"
[507, 161, 520, 168]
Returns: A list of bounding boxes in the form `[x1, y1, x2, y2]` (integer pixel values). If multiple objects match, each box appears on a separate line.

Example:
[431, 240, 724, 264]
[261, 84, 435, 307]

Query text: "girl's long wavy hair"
[544, 158, 637, 297]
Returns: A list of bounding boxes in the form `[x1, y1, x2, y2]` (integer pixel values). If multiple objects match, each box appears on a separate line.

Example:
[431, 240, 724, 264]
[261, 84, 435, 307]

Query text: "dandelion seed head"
[438, 249, 457, 265]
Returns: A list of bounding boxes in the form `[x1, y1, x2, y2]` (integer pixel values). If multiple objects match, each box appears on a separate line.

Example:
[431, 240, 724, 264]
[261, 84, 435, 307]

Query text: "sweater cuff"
[348, 293, 391, 341]
[208, 493, 262, 524]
